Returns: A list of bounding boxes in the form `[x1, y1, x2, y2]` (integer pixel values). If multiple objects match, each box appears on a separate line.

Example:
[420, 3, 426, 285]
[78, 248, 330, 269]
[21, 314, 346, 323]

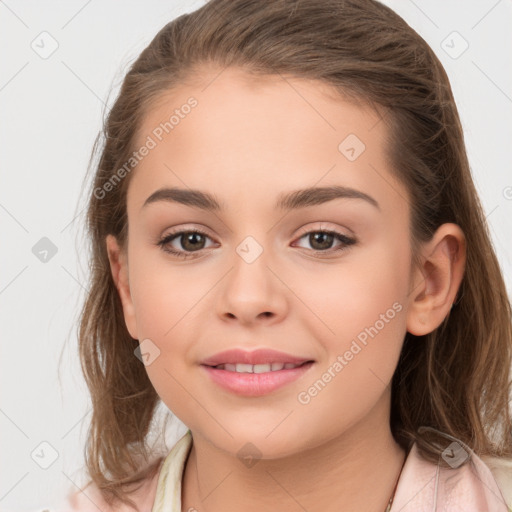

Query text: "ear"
[406, 223, 466, 336]
[105, 234, 138, 340]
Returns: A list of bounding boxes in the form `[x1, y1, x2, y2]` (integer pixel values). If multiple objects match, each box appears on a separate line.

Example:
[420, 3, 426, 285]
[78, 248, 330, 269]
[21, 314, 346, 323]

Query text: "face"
[107, 67, 414, 458]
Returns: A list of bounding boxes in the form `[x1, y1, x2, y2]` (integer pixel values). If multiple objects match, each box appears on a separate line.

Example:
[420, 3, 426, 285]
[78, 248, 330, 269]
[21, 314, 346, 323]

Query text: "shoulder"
[481, 453, 512, 509]
[392, 442, 512, 511]
[46, 459, 164, 512]
[39, 431, 193, 512]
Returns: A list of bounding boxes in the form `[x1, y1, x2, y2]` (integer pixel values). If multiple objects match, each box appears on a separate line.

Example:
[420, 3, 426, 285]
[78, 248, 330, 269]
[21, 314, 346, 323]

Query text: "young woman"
[48, 0, 512, 510]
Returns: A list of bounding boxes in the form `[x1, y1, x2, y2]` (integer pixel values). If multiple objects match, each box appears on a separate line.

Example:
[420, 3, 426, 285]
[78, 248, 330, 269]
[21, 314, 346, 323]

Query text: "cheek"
[292, 240, 408, 397]
[128, 253, 201, 422]
[291, 240, 409, 341]
[126, 245, 218, 398]
[129, 247, 204, 338]
[290, 256, 407, 444]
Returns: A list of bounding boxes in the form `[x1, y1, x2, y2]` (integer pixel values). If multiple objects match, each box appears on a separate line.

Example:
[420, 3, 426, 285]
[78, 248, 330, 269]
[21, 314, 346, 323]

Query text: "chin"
[203, 423, 310, 461]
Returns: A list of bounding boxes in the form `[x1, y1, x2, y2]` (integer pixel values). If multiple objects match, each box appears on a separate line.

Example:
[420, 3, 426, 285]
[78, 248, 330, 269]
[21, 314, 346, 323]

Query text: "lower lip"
[200, 362, 315, 397]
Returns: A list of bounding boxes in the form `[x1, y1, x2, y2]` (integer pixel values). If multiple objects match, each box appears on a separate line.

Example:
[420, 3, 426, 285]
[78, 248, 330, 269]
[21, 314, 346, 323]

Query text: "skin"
[106, 66, 466, 512]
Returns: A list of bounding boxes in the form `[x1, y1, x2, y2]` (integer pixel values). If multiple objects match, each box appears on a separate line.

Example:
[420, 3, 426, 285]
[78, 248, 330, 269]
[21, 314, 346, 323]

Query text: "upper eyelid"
[163, 220, 352, 234]
[295, 222, 353, 237]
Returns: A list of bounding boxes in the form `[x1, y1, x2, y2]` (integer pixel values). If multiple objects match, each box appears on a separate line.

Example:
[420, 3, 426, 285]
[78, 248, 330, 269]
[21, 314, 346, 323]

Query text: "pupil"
[183, 233, 204, 251]
[311, 232, 333, 250]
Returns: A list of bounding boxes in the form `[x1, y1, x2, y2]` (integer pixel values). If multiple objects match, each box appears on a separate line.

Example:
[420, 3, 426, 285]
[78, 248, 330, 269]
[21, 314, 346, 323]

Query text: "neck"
[182, 392, 406, 512]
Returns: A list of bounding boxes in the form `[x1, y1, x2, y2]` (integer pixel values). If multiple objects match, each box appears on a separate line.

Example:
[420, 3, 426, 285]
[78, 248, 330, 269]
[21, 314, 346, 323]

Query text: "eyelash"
[156, 226, 357, 260]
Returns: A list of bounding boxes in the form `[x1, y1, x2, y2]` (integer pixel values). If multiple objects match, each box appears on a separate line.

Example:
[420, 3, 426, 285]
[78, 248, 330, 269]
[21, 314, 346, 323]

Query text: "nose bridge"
[217, 230, 287, 323]
[230, 232, 274, 296]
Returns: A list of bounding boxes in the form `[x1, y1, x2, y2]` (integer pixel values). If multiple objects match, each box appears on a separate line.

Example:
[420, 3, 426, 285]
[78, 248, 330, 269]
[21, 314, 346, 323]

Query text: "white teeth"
[253, 364, 271, 373]
[236, 363, 254, 373]
[214, 362, 302, 372]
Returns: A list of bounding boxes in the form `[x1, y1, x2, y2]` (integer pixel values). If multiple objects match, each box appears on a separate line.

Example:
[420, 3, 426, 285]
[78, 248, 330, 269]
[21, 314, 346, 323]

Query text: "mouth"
[200, 360, 315, 396]
[204, 360, 313, 373]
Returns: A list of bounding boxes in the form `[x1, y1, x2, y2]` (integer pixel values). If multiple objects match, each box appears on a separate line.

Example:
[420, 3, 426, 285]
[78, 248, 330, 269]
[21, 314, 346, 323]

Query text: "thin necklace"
[384, 449, 407, 512]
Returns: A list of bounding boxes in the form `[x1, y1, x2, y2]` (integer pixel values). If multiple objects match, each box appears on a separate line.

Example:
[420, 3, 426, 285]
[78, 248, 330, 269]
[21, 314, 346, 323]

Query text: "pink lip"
[200, 361, 315, 397]
[201, 348, 313, 366]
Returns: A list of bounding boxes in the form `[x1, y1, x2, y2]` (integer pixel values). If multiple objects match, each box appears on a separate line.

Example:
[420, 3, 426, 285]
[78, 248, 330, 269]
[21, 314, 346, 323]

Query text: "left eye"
[294, 230, 356, 253]
[157, 228, 356, 259]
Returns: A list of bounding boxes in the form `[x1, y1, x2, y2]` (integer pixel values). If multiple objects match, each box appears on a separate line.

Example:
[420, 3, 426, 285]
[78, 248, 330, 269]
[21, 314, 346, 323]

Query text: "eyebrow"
[141, 185, 380, 212]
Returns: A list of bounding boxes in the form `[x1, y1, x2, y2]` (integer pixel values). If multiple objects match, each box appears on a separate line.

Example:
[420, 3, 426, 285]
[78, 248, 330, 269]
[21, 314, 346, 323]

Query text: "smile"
[210, 362, 304, 372]
[201, 361, 314, 396]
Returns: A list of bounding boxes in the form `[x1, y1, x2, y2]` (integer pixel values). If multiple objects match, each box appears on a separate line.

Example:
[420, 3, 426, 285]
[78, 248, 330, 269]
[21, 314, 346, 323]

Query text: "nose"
[216, 248, 288, 326]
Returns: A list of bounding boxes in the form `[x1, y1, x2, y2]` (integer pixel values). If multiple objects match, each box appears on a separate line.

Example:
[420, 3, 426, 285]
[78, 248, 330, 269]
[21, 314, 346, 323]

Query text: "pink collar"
[62, 431, 510, 511]
[391, 442, 509, 510]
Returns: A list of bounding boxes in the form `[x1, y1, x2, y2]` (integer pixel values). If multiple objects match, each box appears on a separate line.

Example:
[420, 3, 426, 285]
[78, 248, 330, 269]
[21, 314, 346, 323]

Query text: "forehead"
[128, 66, 406, 217]
[134, 66, 384, 152]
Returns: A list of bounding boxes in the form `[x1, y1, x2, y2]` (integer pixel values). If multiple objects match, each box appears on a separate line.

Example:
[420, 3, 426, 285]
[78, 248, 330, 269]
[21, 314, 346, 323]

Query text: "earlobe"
[406, 223, 466, 336]
[105, 234, 138, 340]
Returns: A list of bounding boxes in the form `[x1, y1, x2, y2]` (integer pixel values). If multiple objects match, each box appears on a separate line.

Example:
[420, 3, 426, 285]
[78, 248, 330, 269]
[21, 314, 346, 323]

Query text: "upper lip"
[201, 348, 314, 367]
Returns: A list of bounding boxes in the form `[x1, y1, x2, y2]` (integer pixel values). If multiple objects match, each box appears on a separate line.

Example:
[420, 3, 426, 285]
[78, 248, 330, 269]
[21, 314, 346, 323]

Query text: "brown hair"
[76, 0, 512, 509]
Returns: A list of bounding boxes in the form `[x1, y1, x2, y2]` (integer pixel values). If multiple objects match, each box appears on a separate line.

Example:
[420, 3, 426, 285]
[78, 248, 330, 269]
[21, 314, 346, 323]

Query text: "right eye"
[157, 229, 216, 259]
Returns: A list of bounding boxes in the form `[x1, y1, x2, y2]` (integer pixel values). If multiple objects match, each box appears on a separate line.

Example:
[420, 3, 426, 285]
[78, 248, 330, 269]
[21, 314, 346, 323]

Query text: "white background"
[1, 0, 511, 510]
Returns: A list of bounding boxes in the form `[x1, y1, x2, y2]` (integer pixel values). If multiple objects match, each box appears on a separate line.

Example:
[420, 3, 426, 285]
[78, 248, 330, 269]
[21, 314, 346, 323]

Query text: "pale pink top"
[45, 430, 512, 511]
